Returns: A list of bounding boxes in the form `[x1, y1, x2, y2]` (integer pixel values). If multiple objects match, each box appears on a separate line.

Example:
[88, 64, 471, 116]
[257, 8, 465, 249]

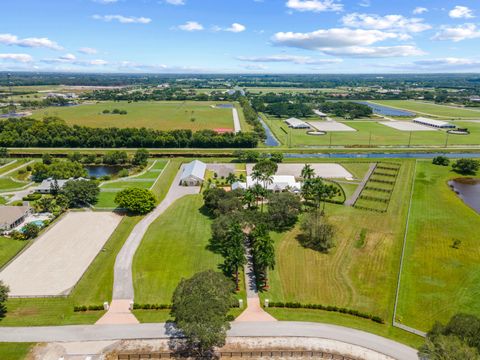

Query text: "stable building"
[0, 205, 32, 232]
[180, 160, 206, 186]
[284, 117, 310, 129]
[413, 117, 455, 129]
[232, 175, 302, 193]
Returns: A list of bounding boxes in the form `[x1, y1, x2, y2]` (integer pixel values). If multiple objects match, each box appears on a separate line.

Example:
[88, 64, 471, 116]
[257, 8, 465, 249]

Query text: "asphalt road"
[0, 322, 418, 359]
[232, 107, 241, 133]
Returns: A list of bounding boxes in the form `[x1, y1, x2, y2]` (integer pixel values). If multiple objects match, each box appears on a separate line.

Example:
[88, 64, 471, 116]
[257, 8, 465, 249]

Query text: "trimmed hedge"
[267, 302, 384, 324]
[132, 302, 241, 310]
[73, 305, 104, 312]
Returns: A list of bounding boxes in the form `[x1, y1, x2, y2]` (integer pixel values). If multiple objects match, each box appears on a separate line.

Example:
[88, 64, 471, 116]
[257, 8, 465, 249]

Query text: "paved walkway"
[232, 107, 241, 133]
[0, 322, 418, 359]
[345, 163, 377, 207]
[235, 246, 276, 322]
[0, 159, 35, 177]
[97, 165, 200, 324]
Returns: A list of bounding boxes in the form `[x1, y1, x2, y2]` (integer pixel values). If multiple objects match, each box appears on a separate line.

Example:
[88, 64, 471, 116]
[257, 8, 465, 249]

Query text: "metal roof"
[180, 160, 207, 182]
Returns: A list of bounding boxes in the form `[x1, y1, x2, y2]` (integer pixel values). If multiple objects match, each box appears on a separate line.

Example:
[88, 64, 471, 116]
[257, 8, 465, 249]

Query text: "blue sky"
[1, 0, 480, 73]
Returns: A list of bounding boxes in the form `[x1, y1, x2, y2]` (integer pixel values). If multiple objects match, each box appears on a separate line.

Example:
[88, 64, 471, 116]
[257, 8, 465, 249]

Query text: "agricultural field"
[371, 100, 480, 119]
[261, 160, 416, 338]
[264, 115, 480, 147]
[397, 160, 480, 331]
[96, 159, 168, 209]
[31, 101, 237, 131]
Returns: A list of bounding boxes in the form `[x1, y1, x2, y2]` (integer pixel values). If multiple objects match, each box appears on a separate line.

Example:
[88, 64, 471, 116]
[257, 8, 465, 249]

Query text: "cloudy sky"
[1, 0, 480, 73]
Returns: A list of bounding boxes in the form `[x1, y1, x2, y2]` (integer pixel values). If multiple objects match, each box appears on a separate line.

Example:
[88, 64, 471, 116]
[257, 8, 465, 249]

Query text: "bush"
[73, 305, 104, 312]
[22, 193, 41, 201]
[452, 158, 480, 175]
[115, 188, 156, 214]
[432, 156, 450, 166]
[118, 169, 129, 178]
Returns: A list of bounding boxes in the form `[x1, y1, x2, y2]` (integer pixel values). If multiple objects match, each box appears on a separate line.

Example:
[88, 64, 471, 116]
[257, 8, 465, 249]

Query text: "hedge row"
[354, 205, 386, 213]
[374, 172, 396, 178]
[364, 186, 392, 193]
[132, 302, 241, 311]
[359, 195, 388, 203]
[267, 302, 384, 324]
[370, 178, 395, 185]
[74, 305, 104, 312]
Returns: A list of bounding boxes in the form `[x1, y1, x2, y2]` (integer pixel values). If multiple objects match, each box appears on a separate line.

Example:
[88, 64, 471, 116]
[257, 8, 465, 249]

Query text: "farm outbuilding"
[180, 160, 206, 186]
[412, 117, 455, 129]
[284, 117, 310, 129]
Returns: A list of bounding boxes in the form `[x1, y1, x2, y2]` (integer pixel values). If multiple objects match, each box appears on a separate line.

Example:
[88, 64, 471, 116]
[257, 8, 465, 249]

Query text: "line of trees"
[0, 117, 259, 148]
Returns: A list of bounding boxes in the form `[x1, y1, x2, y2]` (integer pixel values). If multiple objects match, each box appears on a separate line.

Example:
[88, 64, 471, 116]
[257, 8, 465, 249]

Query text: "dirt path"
[344, 163, 377, 207]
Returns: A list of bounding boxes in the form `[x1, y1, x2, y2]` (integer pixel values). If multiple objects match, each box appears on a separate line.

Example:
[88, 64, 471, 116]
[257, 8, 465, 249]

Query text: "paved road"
[112, 164, 200, 300]
[0, 322, 418, 359]
[345, 163, 377, 207]
[232, 107, 241, 133]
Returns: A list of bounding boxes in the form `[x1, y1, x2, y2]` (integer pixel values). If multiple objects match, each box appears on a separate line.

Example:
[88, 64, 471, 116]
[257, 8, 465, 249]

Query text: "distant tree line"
[318, 101, 372, 119]
[0, 117, 259, 148]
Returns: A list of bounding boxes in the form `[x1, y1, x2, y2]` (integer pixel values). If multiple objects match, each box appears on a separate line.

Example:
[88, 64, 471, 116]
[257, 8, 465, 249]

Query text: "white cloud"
[286, 0, 343, 12]
[226, 23, 246, 33]
[383, 57, 480, 71]
[237, 54, 342, 64]
[0, 53, 33, 63]
[272, 28, 407, 49]
[358, 0, 370, 7]
[342, 13, 431, 33]
[178, 21, 204, 31]
[449, 6, 475, 19]
[413, 7, 428, 15]
[0, 33, 62, 50]
[60, 53, 76, 61]
[165, 0, 185, 4]
[242, 64, 269, 70]
[433, 23, 480, 42]
[92, 0, 118, 3]
[321, 45, 425, 57]
[89, 59, 108, 65]
[92, 14, 152, 24]
[78, 47, 98, 55]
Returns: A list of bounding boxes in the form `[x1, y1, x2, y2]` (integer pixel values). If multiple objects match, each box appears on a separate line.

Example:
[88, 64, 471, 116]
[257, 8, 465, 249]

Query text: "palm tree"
[250, 183, 264, 209]
[301, 164, 315, 180]
[260, 172, 274, 212]
[242, 189, 256, 209]
[223, 223, 246, 291]
[251, 225, 275, 289]
[226, 173, 237, 185]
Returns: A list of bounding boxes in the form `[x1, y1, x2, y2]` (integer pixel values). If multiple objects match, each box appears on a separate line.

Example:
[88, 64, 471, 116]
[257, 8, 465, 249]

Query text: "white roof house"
[284, 118, 310, 129]
[413, 117, 455, 129]
[314, 110, 328, 117]
[232, 175, 302, 193]
[180, 160, 207, 186]
[0, 205, 32, 231]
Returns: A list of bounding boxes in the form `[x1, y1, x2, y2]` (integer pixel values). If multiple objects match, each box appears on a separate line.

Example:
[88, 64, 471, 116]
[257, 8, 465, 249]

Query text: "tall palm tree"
[252, 225, 275, 289]
[250, 183, 264, 209]
[301, 164, 315, 180]
[223, 223, 247, 291]
[260, 172, 274, 212]
[242, 189, 256, 209]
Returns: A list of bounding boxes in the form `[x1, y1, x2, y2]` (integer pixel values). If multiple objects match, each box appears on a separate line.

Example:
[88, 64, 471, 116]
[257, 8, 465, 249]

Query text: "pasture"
[31, 101, 236, 131]
[397, 160, 480, 331]
[261, 160, 415, 331]
[371, 100, 480, 119]
[264, 115, 480, 147]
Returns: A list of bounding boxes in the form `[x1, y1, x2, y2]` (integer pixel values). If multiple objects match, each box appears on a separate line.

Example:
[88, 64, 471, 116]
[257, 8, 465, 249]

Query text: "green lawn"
[259, 160, 416, 340]
[0, 237, 29, 268]
[371, 100, 480, 119]
[0, 177, 30, 192]
[32, 101, 236, 131]
[0, 343, 34, 360]
[265, 114, 480, 147]
[1, 215, 141, 326]
[133, 195, 224, 304]
[0, 160, 28, 176]
[397, 160, 480, 331]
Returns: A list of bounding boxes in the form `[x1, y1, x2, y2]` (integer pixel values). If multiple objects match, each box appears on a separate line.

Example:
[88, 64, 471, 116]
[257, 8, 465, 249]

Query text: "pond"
[356, 101, 415, 117]
[258, 116, 280, 147]
[449, 178, 480, 214]
[85, 165, 124, 178]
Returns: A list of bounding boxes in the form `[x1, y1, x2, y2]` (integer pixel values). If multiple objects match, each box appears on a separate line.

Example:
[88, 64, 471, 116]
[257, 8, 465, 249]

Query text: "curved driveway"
[112, 164, 200, 300]
[0, 322, 418, 359]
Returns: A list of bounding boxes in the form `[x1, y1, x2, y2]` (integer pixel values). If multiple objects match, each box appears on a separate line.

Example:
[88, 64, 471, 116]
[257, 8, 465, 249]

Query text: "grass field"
[371, 100, 480, 119]
[0, 343, 34, 360]
[265, 115, 480, 147]
[397, 160, 480, 331]
[259, 160, 417, 343]
[32, 101, 236, 131]
[133, 195, 224, 304]
[1, 215, 141, 326]
[0, 237, 28, 268]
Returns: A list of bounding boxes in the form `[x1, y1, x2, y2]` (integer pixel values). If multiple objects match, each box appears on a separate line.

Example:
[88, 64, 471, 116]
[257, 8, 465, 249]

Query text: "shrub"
[432, 156, 450, 166]
[115, 188, 156, 214]
[118, 169, 129, 178]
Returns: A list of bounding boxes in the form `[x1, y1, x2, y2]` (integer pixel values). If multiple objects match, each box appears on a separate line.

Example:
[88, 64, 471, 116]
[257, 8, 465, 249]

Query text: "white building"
[0, 205, 32, 232]
[413, 117, 455, 129]
[180, 160, 206, 186]
[314, 110, 328, 117]
[232, 175, 302, 193]
[284, 117, 310, 129]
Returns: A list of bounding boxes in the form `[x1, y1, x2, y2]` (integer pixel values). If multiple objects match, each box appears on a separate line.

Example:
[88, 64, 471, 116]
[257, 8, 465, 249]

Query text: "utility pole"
[408, 131, 412, 148]
[368, 131, 372, 147]
[444, 131, 449, 148]
[329, 132, 332, 148]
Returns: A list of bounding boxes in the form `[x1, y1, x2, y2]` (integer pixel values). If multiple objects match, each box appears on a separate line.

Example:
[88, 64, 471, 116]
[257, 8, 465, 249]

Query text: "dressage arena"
[0, 211, 122, 297]
[308, 121, 357, 132]
[380, 121, 437, 131]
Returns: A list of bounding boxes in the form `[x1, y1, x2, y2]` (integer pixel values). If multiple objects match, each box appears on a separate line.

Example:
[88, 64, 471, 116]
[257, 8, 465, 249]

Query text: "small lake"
[85, 165, 123, 178]
[357, 101, 415, 117]
[449, 178, 480, 214]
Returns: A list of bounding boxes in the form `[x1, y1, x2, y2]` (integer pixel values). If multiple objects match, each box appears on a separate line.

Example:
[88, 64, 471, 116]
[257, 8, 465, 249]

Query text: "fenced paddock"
[0, 211, 122, 297]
